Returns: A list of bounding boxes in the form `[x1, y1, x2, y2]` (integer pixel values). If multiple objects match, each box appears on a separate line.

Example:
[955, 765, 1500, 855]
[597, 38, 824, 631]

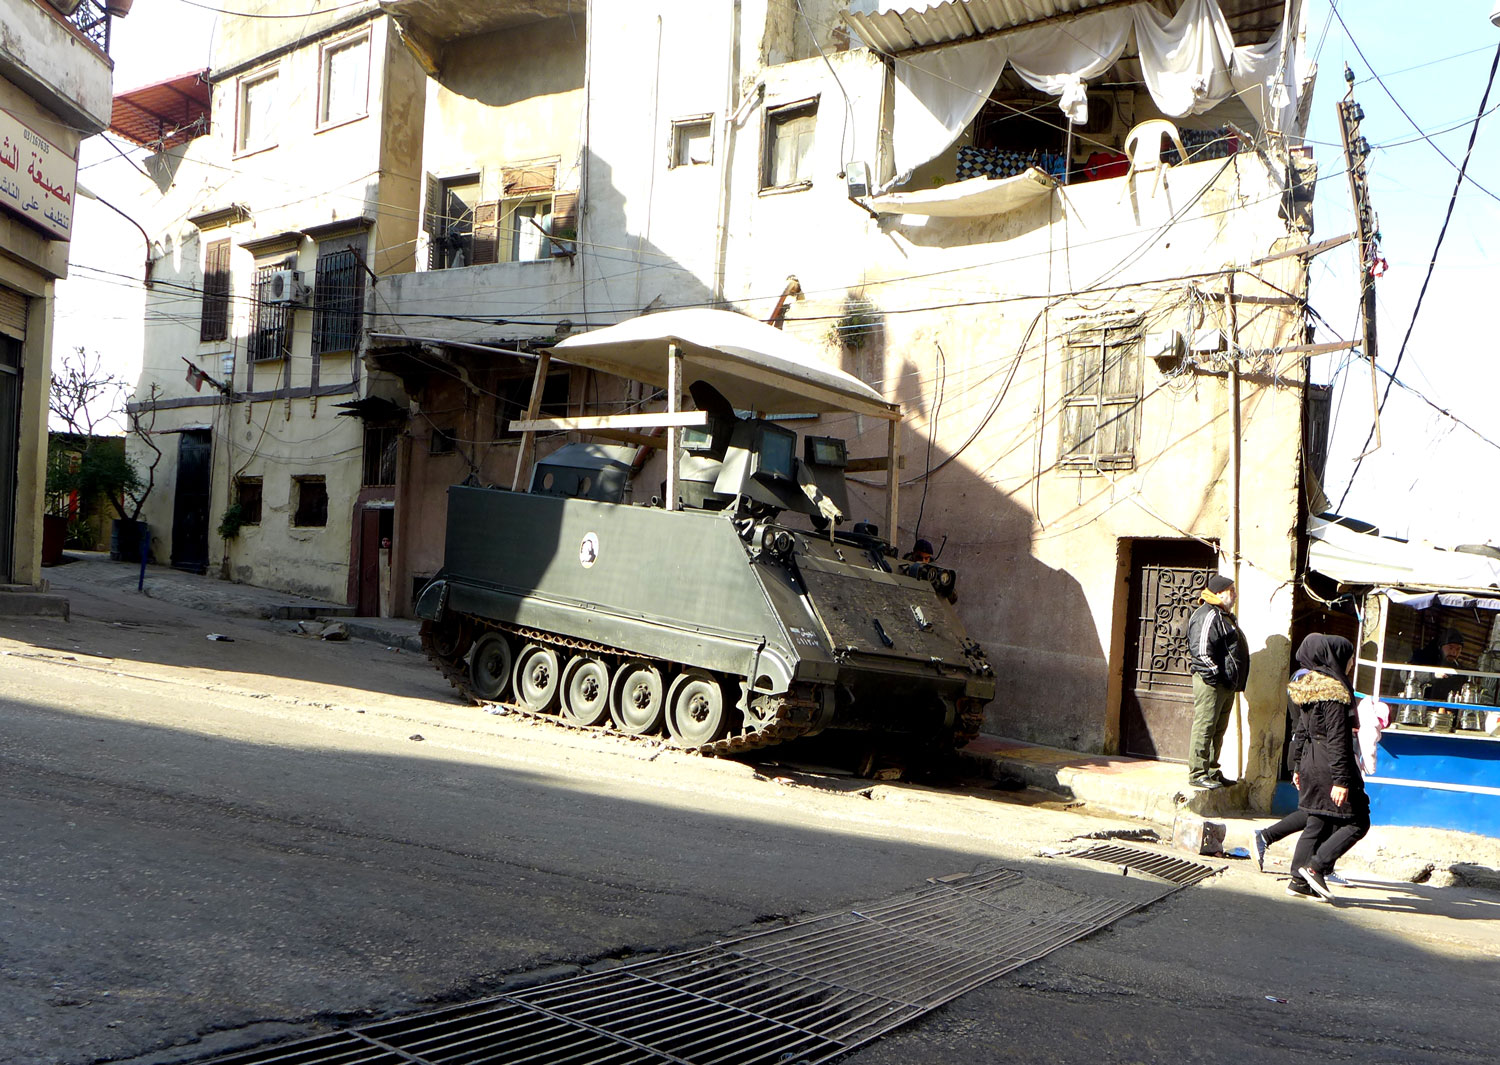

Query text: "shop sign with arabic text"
[0, 109, 77, 241]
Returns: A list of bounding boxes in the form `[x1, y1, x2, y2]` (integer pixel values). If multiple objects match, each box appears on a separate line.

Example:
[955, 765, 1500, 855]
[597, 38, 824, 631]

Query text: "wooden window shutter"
[502, 164, 556, 194]
[471, 201, 500, 265]
[550, 192, 579, 255]
[424, 173, 442, 269]
[0, 285, 25, 340]
[200, 239, 231, 342]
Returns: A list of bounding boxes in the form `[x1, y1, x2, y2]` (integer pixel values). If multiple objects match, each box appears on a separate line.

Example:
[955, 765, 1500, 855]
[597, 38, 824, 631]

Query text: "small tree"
[48, 348, 161, 522]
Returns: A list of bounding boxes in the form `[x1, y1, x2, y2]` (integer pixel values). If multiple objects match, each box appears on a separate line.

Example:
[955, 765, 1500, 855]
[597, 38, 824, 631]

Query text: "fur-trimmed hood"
[1287, 671, 1351, 707]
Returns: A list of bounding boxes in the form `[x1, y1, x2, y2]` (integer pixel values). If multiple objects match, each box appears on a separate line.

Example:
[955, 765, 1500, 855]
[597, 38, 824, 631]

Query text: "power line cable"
[1336, 39, 1500, 510]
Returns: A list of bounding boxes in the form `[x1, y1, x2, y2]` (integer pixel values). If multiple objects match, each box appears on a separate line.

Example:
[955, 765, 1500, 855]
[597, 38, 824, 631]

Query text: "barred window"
[249, 257, 295, 362]
[1059, 317, 1143, 471]
[200, 239, 231, 342]
[312, 238, 365, 355]
[362, 424, 398, 486]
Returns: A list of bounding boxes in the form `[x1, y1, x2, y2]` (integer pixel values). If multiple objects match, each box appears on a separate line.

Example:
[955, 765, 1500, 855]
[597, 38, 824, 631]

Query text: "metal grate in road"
[1061, 843, 1221, 885]
[193, 861, 1210, 1065]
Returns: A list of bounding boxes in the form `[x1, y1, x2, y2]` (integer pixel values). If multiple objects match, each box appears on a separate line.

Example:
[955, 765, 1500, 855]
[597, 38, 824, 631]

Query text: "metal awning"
[1307, 517, 1500, 594]
[109, 70, 211, 151]
[847, 0, 1286, 55]
[869, 167, 1056, 216]
[550, 308, 899, 421]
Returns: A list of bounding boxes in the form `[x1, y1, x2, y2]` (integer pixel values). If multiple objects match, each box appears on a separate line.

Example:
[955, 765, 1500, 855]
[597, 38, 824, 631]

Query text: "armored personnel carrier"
[417, 309, 994, 756]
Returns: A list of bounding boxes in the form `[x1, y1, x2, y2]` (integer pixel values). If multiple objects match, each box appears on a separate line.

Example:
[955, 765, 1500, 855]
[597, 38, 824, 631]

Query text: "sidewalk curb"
[318, 615, 424, 653]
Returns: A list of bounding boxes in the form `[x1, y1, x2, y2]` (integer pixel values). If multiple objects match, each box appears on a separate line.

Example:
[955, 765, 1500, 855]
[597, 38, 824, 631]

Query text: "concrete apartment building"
[362, 0, 1326, 804]
[117, 0, 423, 607]
[107, 0, 1328, 801]
[0, 0, 118, 589]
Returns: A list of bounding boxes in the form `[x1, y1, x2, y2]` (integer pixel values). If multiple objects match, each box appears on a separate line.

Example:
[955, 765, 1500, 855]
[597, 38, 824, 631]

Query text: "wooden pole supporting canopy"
[510, 350, 552, 491]
[665, 342, 684, 510]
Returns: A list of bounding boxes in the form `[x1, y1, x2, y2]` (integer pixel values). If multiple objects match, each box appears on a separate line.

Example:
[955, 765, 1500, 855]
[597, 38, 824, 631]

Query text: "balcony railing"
[67, 1, 111, 56]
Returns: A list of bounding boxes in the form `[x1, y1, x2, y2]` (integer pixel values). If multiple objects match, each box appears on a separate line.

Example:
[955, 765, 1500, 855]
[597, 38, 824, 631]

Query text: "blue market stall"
[1308, 518, 1500, 837]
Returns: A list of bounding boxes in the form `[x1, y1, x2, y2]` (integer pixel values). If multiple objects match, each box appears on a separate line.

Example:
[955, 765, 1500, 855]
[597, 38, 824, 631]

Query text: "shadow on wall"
[831, 336, 1106, 751]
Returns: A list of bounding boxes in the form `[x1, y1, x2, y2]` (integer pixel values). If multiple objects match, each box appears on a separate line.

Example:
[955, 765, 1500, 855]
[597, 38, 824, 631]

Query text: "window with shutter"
[551, 192, 578, 256]
[1058, 317, 1143, 471]
[471, 202, 500, 265]
[200, 239, 231, 342]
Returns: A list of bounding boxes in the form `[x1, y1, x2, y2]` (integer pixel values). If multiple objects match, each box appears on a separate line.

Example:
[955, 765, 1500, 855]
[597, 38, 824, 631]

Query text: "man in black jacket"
[1186, 574, 1250, 790]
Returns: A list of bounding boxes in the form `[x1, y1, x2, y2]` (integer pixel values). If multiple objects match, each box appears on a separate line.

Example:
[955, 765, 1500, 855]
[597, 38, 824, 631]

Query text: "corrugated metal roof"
[109, 70, 211, 151]
[847, 0, 1284, 56]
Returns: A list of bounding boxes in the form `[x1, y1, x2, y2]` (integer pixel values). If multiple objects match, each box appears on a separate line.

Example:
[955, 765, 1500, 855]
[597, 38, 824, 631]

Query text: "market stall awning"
[1307, 517, 1500, 593]
[550, 309, 900, 421]
[868, 167, 1056, 216]
[109, 70, 211, 151]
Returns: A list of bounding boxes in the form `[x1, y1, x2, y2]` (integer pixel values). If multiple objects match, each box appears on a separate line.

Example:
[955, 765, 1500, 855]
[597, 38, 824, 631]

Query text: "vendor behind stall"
[1412, 628, 1465, 701]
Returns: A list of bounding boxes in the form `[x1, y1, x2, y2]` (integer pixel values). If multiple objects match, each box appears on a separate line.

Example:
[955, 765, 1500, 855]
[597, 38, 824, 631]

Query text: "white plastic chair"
[1119, 119, 1189, 201]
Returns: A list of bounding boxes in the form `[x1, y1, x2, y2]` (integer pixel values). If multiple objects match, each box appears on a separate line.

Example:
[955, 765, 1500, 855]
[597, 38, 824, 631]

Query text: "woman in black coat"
[1286, 633, 1370, 900]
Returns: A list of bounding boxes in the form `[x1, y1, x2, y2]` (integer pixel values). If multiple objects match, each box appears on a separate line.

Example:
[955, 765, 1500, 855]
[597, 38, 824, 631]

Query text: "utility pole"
[1337, 65, 1383, 456]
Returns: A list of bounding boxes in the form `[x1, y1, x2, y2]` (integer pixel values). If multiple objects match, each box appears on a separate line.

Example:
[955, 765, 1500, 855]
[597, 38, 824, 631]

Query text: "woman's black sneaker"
[1285, 880, 1324, 901]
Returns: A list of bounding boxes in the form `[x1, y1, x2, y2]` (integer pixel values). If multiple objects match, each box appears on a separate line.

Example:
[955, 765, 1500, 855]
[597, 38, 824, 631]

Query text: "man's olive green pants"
[1189, 674, 1235, 783]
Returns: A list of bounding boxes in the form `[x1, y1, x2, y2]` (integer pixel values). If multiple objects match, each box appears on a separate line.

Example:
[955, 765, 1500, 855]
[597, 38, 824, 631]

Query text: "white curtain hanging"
[889, 38, 1011, 190]
[884, 0, 1303, 187]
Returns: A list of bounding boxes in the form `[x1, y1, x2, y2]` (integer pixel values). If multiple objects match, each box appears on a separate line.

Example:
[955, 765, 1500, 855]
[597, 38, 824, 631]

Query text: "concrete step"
[0, 592, 70, 620]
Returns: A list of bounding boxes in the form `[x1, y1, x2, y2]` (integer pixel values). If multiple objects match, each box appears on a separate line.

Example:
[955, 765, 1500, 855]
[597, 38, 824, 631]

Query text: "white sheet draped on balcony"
[848, 0, 1304, 187]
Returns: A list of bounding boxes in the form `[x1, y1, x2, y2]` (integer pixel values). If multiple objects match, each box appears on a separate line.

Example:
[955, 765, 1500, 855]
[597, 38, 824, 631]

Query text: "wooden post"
[1226, 273, 1244, 781]
[510, 351, 551, 490]
[664, 342, 683, 510]
[1225, 275, 1241, 576]
[885, 416, 901, 545]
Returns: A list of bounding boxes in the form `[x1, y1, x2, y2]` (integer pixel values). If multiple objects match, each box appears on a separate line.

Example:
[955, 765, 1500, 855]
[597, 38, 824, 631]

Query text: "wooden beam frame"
[507, 411, 708, 434]
[510, 351, 551, 490]
[885, 418, 901, 546]
[665, 343, 684, 510]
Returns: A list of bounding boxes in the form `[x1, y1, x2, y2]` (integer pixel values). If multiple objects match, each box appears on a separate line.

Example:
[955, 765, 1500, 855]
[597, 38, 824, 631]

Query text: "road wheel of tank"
[666, 670, 731, 746]
[559, 656, 611, 727]
[468, 631, 513, 702]
[513, 643, 562, 713]
[609, 660, 665, 735]
[422, 614, 473, 661]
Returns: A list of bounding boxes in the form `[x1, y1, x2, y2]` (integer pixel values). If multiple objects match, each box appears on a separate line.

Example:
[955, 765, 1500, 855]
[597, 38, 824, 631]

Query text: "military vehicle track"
[423, 618, 984, 758]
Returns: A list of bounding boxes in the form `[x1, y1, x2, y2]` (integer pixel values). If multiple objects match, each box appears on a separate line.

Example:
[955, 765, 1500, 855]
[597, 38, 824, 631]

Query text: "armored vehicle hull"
[418, 485, 995, 755]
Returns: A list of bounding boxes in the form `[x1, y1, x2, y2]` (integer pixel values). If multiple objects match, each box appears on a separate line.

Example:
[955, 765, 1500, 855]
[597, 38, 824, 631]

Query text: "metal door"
[171, 430, 213, 574]
[0, 335, 19, 583]
[1121, 540, 1217, 760]
[357, 507, 381, 616]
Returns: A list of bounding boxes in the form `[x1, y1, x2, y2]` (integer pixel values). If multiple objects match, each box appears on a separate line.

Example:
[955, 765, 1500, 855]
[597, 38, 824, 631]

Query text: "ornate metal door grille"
[1121, 541, 1216, 760]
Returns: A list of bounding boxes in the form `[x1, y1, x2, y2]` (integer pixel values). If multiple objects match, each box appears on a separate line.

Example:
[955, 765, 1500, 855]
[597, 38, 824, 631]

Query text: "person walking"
[1284, 633, 1370, 901]
[1186, 574, 1249, 790]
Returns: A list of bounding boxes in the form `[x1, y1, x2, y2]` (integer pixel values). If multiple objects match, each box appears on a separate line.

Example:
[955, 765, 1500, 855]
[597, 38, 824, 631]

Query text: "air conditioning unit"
[266, 269, 310, 307]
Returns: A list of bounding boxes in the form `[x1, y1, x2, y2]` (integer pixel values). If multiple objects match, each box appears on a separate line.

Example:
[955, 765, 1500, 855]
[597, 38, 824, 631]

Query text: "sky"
[50, 0, 1500, 547]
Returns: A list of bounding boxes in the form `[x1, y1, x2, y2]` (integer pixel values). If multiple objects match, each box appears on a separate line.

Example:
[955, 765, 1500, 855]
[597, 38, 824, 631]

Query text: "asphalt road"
[3, 567, 1498, 1065]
